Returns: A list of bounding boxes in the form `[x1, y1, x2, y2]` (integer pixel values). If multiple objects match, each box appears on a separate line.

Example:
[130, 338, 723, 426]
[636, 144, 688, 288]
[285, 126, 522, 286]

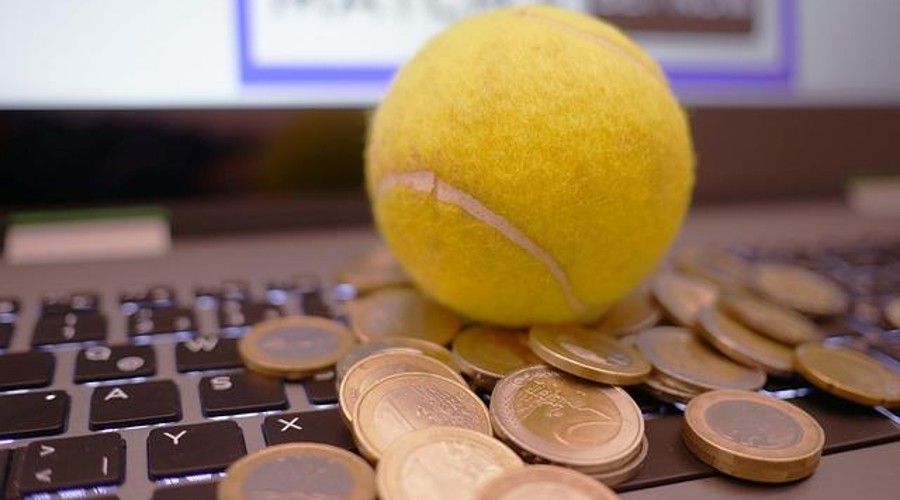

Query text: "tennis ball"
[365, 5, 694, 327]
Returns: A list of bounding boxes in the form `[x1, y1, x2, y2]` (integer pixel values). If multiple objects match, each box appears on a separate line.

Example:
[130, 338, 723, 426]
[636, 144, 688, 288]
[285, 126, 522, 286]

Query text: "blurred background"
[0, 0, 898, 231]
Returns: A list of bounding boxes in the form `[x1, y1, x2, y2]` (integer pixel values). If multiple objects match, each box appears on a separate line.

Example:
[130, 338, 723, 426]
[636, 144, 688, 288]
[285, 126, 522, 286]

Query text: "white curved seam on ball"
[376, 171, 589, 314]
[514, 10, 661, 82]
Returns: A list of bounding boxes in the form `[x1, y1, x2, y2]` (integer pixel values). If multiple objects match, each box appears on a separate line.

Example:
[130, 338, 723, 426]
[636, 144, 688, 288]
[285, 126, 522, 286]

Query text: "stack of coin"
[795, 342, 900, 408]
[451, 325, 543, 390]
[346, 286, 462, 346]
[489, 365, 647, 486]
[472, 464, 623, 500]
[682, 390, 825, 483]
[376, 426, 523, 500]
[634, 327, 766, 403]
[238, 315, 356, 380]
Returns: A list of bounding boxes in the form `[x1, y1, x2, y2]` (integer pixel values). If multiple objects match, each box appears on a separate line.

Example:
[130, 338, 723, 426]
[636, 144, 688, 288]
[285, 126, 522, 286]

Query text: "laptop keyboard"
[1, 241, 899, 499]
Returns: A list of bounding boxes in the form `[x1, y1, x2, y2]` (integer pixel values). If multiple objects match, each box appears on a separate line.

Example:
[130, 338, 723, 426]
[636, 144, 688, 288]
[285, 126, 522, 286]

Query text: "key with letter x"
[262, 409, 354, 449]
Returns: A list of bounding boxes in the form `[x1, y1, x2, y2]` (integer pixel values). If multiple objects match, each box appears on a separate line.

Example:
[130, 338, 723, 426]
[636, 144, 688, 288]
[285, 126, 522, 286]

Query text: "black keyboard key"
[199, 372, 287, 417]
[151, 482, 218, 500]
[120, 286, 177, 309]
[300, 290, 331, 318]
[218, 300, 282, 330]
[147, 421, 246, 479]
[42, 291, 100, 314]
[0, 391, 69, 439]
[175, 336, 242, 372]
[33, 312, 107, 346]
[127, 307, 196, 337]
[0, 449, 10, 494]
[304, 371, 339, 405]
[791, 391, 900, 453]
[0, 297, 19, 316]
[0, 351, 54, 390]
[89, 380, 181, 430]
[14, 433, 124, 494]
[263, 409, 355, 450]
[0, 323, 12, 349]
[75, 345, 156, 383]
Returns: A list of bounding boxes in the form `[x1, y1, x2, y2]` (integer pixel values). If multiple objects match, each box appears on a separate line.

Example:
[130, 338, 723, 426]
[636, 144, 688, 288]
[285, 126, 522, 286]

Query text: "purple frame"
[236, 0, 795, 88]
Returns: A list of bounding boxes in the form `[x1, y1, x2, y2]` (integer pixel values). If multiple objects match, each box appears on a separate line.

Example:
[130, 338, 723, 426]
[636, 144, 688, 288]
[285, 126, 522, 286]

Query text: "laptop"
[1, 1, 899, 499]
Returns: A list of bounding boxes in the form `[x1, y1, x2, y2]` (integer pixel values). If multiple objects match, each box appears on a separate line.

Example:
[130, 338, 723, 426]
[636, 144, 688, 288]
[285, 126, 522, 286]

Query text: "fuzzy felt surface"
[366, 5, 695, 326]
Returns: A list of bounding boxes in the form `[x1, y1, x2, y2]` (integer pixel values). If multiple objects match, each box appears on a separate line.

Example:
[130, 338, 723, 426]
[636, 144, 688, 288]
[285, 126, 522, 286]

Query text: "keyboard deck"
[1, 205, 900, 500]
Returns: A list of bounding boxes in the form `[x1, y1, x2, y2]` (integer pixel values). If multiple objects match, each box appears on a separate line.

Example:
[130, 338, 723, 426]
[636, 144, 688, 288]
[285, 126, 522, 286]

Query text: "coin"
[590, 286, 661, 336]
[452, 325, 542, 390]
[651, 272, 718, 327]
[718, 292, 823, 346]
[219, 442, 376, 500]
[336, 337, 456, 383]
[696, 307, 794, 377]
[674, 246, 750, 290]
[528, 325, 651, 385]
[339, 349, 468, 423]
[643, 374, 702, 404]
[885, 296, 900, 329]
[473, 464, 621, 500]
[751, 262, 849, 316]
[346, 287, 462, 345]
[353, 372, 491, 462]
[238, 315, 356, 380]
[682, 390, 825, 483]
[634, 327, 766, 392]
[590, 434, 649, 487]
[795, 343, 900, 408]
[337, 244, 412, 295]
[489, 365, 644, 471]
[377, 426, 523, 500]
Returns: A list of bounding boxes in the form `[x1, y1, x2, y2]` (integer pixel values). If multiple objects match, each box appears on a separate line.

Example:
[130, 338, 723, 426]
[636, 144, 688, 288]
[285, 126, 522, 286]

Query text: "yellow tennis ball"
[366, 5, 694, 327]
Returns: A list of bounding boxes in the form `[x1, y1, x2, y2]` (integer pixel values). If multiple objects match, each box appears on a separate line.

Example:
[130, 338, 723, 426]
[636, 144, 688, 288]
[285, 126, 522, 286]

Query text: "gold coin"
[529, 325, 651, 385]
[219, 442, 376, 500]
[590, 435, 649, 487]
[238, 315, 356, 380]
[885, 296, 900, 329]
[696, 307, 795, 377]
[795, 343, 900, 408]
[682, 390, 825, 483]
[339, 349, 468, 423]
[634, 327, 766, 392]
[751, 262, 849, 316]
[651, 272, 718, 327]
[353, 372, 491, 462]
[674, 246, 750, 290]
[590, 286, 661, 336]
[718, 292, 823, 346]
[346, 287, 461, 345]
[337, 244, 412, 295]
[490, 365, 644, 470]
[336, 337, 456, 383]
[473, 464, 621, 500]
[377, 426, 523, 500]
[452, 325, 543, 390]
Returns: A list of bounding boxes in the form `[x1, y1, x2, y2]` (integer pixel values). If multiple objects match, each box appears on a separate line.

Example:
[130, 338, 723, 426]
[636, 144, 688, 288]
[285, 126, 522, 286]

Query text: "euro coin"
[346, 287, 461, 345]
[238, 315, 356, 380]
[751, 262, 849, 316]
[452, 325, 542, 390]
[336, 337, 455, 383]
[529, 325, 651, 385]
[651, 272, 718, 327]
[219, 443, 376, 500]
[337, 244, 412, 295]
[696, 307, 794, 377]
[635, 327, 766, 392]
[353, 372, 491, 462]
[682, 390, 825, 483]
[590, 286, 661, 336]
[377, 426, 523, 500]
[719, 292, 823, 346]
[473, 464, 621, 500]
[674, 246, 750, 290]
[339, 349, 467, 423]
[885, 296, 900, 329]
[490, 365, 644, 471]
[795, 343, 900, 408]
[590, 435, 649, 487]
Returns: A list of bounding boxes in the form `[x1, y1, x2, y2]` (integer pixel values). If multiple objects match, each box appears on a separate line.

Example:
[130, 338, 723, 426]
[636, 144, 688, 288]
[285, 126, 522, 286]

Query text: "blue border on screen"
[236, 0, 795, 88]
